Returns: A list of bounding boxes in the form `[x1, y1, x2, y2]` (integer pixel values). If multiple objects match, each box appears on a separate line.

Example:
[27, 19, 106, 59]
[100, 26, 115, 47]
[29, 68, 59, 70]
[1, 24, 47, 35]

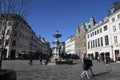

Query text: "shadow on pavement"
[94, 70, 111, 77]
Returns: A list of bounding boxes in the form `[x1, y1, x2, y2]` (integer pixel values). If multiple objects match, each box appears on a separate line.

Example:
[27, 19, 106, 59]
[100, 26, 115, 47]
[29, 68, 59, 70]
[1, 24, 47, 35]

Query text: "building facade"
[86, 17, 112, 60]
[59, 42, 65, 56]
[0, 14, 50, 59]
[65, 35, 75, 54]
[75, 22, 89, 58]
[108, 2, 120, 61]
[86, 2, 120, 61]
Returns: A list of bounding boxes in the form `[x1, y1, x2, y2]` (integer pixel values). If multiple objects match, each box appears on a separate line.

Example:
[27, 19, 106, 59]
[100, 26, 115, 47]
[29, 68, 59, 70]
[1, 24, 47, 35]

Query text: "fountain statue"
[52, 29, 62, 61]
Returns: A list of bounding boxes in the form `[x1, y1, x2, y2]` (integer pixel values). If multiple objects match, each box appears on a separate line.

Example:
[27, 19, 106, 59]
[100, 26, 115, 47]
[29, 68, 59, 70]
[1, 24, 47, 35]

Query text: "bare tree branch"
[0, 0, 32, 69]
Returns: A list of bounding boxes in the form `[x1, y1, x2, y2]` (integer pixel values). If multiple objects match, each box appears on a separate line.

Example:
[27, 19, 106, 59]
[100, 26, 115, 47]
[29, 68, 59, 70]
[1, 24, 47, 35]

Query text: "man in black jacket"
[88, 57, 94, 76]
[81, 56, 91, 80]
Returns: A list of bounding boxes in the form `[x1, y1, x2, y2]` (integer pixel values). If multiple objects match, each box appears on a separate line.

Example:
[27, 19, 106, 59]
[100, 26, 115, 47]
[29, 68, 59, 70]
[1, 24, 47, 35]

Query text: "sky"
[27, 0, 119, 47]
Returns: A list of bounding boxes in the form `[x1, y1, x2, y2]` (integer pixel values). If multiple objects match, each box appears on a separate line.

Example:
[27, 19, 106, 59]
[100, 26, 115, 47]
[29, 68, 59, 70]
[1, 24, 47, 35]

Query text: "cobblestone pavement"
[2, 60, 120, 80]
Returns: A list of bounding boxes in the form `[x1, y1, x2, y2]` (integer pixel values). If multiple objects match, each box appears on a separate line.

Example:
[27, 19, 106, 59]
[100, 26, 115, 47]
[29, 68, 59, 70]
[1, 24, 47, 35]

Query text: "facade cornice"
[0, 13, 32, 30]
[87, 17, 109, 33]
[108, 9, 120, 18]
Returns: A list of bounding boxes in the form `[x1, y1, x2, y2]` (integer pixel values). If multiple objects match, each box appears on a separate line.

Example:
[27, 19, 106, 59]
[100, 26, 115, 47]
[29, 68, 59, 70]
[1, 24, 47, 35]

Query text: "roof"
[84, 22, 90, 30]
[108, 2, 120, 15]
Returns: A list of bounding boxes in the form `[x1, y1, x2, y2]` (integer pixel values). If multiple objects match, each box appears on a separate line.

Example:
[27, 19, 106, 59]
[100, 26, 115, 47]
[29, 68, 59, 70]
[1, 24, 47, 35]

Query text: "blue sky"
[27, 0, 119, 47]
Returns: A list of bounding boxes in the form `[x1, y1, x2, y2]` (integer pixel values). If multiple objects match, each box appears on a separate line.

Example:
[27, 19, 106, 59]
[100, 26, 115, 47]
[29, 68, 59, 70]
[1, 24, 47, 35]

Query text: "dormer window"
[118, 14, 120, 19]
[108, 2, 120, 15]
[110, 7, 114, 14]
[112, 17, 115, 22]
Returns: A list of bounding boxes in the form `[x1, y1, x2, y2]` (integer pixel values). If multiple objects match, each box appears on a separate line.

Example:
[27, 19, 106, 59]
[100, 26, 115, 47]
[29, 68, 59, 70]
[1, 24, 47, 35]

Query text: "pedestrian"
[39, 54, 43, 65]
[29, 53, 33, 65]
[106, 55, 110, 64]
[81, 56, 91, 80]
[45, 56, 50, 65]
[88, 57, 94, 76]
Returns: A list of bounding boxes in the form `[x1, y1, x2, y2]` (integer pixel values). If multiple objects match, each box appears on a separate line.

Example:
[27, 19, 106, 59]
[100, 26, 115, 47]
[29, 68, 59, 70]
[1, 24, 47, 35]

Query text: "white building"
[86, 2, 120, 61]
[65, 35, 75, 54]
[109, 4, 120, 61]
[87, 17, 113, 60]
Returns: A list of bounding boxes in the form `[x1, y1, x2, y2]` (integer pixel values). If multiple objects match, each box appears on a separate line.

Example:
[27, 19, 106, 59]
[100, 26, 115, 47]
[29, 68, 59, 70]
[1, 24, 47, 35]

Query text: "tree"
[0, 0, 32, 70]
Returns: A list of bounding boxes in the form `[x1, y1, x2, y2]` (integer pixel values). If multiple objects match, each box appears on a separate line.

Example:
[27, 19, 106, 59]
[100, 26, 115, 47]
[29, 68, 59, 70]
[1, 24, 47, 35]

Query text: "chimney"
[90, 17, 95, 27]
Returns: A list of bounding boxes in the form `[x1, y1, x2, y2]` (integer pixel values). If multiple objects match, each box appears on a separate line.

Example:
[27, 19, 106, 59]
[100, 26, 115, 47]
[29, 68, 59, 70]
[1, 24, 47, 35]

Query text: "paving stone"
[2, 60, 120, 80]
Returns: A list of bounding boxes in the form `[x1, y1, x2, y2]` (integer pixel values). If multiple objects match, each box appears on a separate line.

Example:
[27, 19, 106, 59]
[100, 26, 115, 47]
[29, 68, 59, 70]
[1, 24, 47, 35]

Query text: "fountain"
[51, 29, 73, 64]
[52, 29, 62, 61]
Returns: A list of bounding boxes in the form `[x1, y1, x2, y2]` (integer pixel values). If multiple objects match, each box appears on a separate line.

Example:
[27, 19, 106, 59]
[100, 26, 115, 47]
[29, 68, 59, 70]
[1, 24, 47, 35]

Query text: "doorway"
[95, 52, 99, 60]
[10, 49, 16, 59]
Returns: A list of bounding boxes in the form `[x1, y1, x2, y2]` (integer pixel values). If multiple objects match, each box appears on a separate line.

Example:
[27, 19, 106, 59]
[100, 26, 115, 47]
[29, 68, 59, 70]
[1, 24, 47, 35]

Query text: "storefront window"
[115, 50, 120, 61]
[116, 54, 120, 61]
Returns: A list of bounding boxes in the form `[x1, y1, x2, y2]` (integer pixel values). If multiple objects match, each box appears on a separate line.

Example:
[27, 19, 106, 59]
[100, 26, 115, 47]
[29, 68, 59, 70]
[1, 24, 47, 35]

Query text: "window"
[118, 14, 120, 19]
[98, 38, 100, 47]
[100, 37, 103, 46]
[95, 39, 97, 47]
[92, 32, 94, 36]
[93, 40, 95, 48]
[12, 40, 16, 46]
[119, 23, 120, 30]
[104, 25, 107, 31]
[97, 29, 99, 34]
[95, 31, 96, 35]
[111, 17, 115, 22]
[13, 31, 17, 36]
[105, 35, 109, 45]
[110, 7, 114, 14]
[91, 41, 92, 48]
[90, 33, 92, 37]
[100, 28, 102, 33]
[113, 26, 116, 32]
[114, 36, 118, 44]
[88, 42, 90, 49]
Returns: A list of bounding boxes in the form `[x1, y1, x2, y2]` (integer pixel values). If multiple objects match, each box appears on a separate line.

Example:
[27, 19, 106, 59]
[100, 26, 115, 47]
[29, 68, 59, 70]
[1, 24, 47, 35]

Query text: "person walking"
[39, 54, 43, 65]
[29, 53, 33, 65]
[88, 57, 94, 76]
[81, 56, 91, 80]
[45, 56, 50, 65]
[106, 55, 110, 64]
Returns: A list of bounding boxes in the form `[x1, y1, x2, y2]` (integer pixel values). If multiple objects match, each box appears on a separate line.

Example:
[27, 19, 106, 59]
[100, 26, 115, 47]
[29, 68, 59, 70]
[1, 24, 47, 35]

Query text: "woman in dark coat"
[87, 57, 94, 76]
[81, 56, 91, 80]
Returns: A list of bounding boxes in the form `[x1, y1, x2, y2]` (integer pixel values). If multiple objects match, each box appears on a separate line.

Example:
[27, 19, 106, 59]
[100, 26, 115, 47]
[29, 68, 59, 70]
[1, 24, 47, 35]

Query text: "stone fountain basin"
[56, 59, 73, 64]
